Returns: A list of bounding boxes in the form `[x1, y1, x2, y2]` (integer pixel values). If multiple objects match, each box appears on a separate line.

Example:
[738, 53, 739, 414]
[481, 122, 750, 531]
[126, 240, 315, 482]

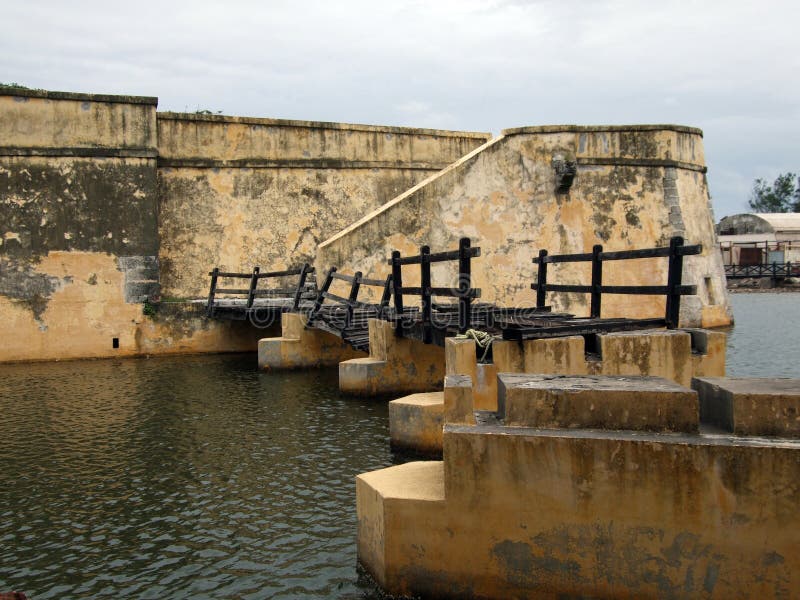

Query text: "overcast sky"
[2, 0, 798, 218]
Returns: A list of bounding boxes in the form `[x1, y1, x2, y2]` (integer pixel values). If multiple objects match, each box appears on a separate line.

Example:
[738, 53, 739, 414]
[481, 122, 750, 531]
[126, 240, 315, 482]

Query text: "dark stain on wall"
[0, 257, 64, 321]
[0, 157, 159, 258]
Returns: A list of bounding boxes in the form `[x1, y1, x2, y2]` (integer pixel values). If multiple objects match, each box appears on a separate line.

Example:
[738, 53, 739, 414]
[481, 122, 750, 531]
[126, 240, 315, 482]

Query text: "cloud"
[1, 0, 798, 218]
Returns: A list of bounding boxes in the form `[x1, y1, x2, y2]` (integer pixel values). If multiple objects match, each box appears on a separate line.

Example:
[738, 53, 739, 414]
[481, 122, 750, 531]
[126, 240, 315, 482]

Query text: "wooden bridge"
[205, 236, 701, 356]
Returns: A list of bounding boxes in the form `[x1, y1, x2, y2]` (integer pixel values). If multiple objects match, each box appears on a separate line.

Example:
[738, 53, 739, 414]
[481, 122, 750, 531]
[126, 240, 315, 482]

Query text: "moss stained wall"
[156, 113, 491, 298]
[0, 88, 491, 362]
[0, 89, 163, 361]
[318, 125, 732, 328]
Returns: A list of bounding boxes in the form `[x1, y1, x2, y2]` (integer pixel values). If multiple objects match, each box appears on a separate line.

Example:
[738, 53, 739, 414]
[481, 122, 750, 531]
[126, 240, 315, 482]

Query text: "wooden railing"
[388, 237, 481, 343]
[206, 264, 314, 316]
[724, 263, 798, 279]
[305, 268, 392, 351]
[308, 268, 392, 328]
[533, 236, 701, 329]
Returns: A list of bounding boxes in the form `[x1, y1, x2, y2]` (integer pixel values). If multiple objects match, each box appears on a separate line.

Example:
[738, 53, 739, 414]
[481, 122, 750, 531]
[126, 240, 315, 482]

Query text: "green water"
[0, 293, 797, 598]
[0, 356, 391, 599]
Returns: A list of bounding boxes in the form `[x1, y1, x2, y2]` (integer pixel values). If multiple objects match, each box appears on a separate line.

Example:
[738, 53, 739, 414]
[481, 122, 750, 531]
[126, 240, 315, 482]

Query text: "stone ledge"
[357, 460, 445, 502]
[157, 111, 492, 139]
[502, 124, 703, 136]
[498, 373, 698, 433]
[0, 147, 158, 158]
[157, 158, 452, 170]
[0, 85, 158, 105]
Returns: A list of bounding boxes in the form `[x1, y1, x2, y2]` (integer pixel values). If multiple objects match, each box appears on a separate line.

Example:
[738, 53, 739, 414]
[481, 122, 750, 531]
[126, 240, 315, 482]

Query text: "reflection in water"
[0, 356, 391, 599]
[725, 293, 800, 377]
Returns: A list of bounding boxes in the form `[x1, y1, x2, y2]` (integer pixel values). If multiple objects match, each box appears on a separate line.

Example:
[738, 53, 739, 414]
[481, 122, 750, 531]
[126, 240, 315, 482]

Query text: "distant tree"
[748, 172, 800, 212]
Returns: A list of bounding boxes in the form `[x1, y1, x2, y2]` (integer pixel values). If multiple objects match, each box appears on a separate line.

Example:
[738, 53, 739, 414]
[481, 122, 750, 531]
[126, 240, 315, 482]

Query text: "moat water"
[0, 293, 797, 598]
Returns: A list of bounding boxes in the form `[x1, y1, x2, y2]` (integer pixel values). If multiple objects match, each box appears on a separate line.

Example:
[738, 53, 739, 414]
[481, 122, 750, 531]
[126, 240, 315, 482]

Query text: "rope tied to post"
[455, 328, 496, 362]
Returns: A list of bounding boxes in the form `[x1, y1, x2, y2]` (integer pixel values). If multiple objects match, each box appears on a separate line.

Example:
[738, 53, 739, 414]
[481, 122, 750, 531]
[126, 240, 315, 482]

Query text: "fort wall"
[156, 113, 491, 299]
[0, 86, 489, 361]
[318, 125, 732, 328]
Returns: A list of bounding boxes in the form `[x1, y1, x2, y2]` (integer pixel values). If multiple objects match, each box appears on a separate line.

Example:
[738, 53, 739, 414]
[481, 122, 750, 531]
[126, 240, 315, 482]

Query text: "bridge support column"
[339, 319, 445, 396]
[387, 337, 494, 453]
[358, 375, 800, 599]
[258, 312, 365, 370]
[388, 328, 726, 455]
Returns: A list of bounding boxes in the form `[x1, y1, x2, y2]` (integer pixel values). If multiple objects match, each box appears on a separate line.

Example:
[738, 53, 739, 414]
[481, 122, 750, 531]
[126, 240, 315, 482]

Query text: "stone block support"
[388, 392, 444, 455]
[393, 329, 725, 456]
[498, 374, 698, 432]
[339, 319, 445, 395]
[492, 328, 726, 388]
[445, 337, 497, 410]
[693, 377, 800, 437]
[357, 376, 800, 599]
[258, 312, 364, 369]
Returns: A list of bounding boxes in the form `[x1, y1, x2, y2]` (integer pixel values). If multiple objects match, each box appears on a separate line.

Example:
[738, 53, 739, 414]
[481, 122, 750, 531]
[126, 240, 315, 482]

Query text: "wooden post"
[535, 250, 548, 309]
[246, 266, 260, 309]
[665, 236, 684, 329]
[391, 250, 404, 333]
[308, 267, 335, 325]
[590, 245, 603, 319]
[206, 267, 219, 317]
[293, 263, 311, 310]
[378, 274, 393, 319]
[421, 245, 432, 344]
[347, 271, 362, 329]
[458, 237, 472, 334]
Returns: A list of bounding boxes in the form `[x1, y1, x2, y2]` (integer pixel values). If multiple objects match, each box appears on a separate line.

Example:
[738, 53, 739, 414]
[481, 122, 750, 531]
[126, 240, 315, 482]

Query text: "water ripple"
[0, 354, 393, 598]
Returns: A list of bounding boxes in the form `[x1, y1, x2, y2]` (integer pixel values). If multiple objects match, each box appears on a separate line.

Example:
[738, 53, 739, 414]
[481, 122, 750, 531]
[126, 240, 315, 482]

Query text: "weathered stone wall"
[156, 113, 491, 299]
[0, 88, 165, 361]
[318, 125, 732, 328]
[0, 87, 489, 362]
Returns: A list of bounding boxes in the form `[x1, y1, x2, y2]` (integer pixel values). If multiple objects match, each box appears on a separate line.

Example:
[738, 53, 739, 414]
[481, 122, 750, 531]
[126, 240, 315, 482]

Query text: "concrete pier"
[388, 328, 726, 454]
[258, 312, 365, 369]
[339, 319, 444, 395]
[358, 375, 800, 598]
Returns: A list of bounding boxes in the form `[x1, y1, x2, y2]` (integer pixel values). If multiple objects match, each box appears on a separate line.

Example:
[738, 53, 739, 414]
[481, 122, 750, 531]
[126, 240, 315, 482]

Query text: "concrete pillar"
[339, 319, 445, 396]
[257, 312, 364, 369]
[358, 375, 800, 599]
[388, 392, 445, 455]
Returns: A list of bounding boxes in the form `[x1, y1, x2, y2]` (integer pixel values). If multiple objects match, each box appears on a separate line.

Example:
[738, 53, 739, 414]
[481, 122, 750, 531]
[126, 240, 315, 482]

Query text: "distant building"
[717, 213, 800, 265]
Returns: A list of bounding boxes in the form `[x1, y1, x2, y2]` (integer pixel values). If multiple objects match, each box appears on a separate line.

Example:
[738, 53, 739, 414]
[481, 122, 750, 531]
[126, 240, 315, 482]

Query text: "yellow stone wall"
[157, 113, 491, 299]
[0, 86, 489, 362]
[318, 126, 732, 328]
